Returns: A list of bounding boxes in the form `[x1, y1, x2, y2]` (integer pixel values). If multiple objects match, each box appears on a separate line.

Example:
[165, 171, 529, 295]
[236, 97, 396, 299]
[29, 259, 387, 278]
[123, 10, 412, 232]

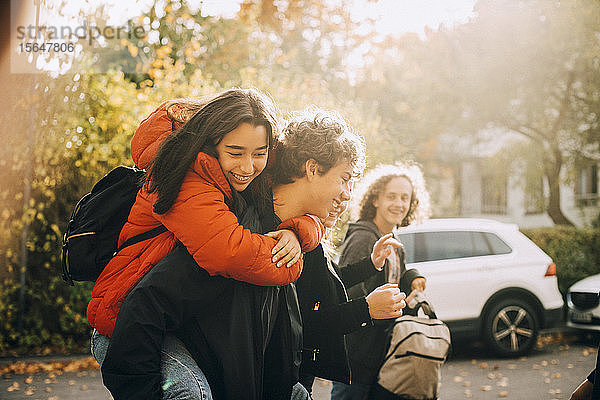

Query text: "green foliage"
[522, 227, 600, 295]
[592, 213, 600, 229]
[0, 64, 221, 353]
[0, 278, 93, 355]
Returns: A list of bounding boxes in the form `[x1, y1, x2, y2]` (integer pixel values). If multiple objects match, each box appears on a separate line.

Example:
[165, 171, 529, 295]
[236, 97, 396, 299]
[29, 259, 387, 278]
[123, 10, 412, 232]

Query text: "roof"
[397, 218, 519, 233]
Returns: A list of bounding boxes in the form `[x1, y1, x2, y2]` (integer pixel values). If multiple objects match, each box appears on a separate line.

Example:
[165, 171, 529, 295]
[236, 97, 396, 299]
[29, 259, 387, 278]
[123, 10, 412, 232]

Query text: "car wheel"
[483, 298, 539, 357]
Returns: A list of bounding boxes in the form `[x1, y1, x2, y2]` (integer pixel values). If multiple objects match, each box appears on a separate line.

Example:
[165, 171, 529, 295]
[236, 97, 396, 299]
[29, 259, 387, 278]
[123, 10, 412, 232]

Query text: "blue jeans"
[331, 381, 371, 400]
[91, 330, 212, 400]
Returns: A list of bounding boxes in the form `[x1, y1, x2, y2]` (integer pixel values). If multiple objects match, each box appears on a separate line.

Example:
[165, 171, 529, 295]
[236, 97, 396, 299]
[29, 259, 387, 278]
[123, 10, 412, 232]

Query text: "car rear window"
[484, 232, 512, 255]
[396, 231, 512, 263]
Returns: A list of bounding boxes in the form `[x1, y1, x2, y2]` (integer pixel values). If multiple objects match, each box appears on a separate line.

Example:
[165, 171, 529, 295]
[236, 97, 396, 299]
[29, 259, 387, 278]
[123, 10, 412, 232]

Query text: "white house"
[457, 159, 598, 228]
[432, 131, 599, 228]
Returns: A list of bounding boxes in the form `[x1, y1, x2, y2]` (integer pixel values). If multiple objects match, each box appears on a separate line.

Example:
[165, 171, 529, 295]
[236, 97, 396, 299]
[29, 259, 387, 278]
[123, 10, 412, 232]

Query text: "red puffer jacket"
[87, 102, 323, 337]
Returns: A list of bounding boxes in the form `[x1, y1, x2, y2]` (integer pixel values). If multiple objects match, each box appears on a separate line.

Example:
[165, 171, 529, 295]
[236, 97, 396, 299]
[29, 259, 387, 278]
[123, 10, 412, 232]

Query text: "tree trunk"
[544, 148, 574, 226]
[17, 75, 36, 333]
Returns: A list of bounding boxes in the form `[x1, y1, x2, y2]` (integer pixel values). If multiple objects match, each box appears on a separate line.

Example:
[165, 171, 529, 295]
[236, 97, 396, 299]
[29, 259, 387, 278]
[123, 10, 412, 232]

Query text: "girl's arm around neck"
[152, 179, 323, 286]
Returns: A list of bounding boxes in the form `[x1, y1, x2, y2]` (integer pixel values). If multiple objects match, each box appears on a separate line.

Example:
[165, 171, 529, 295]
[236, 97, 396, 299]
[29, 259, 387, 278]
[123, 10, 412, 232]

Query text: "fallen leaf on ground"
[7, 381, 20, 391]
[496, 378, 508, 387]
[0, 357, 99, 375]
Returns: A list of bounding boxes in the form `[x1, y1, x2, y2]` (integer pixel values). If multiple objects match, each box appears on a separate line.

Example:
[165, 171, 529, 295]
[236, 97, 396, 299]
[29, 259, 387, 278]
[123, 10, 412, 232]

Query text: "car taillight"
[544, 262, 557, 277]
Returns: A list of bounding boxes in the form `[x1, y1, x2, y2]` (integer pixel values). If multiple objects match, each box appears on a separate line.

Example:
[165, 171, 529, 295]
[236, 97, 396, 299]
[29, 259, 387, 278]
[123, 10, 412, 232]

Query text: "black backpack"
[61, 166, 167, 285]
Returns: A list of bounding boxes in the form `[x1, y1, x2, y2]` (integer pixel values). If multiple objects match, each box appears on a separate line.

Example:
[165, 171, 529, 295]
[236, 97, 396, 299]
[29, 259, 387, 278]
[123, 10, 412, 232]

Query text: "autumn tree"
[442, 0, 600, 225]
[349, 0, 600, 224]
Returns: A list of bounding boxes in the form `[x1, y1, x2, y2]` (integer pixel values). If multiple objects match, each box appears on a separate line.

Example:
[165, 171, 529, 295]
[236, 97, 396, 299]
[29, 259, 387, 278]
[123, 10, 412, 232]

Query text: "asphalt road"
[1, 335, 597, 400]
[311, 335, 599, 400]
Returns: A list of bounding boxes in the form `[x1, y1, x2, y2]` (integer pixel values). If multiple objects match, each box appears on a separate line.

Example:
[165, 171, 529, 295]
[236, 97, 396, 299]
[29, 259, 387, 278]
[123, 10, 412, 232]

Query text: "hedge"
[522, 226, 600, 296]
[0, 277, 93, 356]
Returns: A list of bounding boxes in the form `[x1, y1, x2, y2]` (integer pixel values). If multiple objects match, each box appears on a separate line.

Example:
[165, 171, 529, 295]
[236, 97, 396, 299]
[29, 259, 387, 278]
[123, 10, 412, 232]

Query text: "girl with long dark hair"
[88, 89, 325, 399]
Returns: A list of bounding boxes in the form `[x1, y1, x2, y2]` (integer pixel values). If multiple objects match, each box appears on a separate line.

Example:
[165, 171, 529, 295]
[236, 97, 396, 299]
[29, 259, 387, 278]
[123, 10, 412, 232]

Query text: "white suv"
[395, 218, 564, 357]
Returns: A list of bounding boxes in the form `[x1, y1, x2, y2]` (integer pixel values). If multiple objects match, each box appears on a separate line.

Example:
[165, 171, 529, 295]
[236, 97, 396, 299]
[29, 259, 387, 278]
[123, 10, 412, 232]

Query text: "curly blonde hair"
[350, 162, 431, 227]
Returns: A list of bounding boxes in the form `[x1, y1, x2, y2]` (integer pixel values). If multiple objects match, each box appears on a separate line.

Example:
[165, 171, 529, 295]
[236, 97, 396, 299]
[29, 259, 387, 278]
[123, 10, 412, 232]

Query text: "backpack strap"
[114, 225, 168, 256]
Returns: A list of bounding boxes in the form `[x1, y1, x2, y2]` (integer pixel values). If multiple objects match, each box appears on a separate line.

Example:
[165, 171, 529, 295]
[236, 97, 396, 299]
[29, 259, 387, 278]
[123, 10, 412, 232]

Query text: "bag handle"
[414, 300, 437, 320]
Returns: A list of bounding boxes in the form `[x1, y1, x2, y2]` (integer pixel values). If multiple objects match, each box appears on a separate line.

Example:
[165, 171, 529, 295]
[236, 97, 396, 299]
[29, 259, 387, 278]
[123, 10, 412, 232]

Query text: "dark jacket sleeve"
[335, 256, 380, 289]
[302, 257, 377, 336]
[338, 230, 386, 300]
[296, 248, 374, 337]
[302, 296, 373, 336]
[338, 230, 377, 268]
[399, 268, 425, 296]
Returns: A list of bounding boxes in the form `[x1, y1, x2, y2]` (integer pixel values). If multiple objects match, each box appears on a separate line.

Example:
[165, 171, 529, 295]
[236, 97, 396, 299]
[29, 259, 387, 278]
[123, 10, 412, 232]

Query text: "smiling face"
[372, 176, 413, 233]
[215, 122, 269, 192]
[322, 199, 348, 228]
[306, 160, 354, 220]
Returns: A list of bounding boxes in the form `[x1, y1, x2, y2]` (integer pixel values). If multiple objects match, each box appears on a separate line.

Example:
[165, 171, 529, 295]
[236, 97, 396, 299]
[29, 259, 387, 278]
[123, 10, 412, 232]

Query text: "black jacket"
[296, 244, 378, 384]
[100, 191, 301, 400]
[338, 220, 424, 385]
